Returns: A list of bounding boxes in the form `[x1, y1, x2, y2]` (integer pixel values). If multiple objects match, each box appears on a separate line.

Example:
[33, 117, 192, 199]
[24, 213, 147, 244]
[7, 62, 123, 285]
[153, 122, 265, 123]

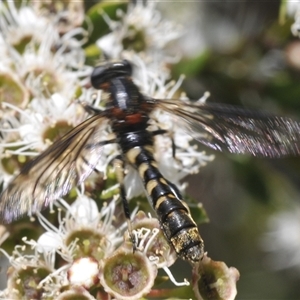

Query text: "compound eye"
[120, 59, 133, 76]
[91, 60, 133, 89]
[91, 65, 107, 88]
[109, 60, 133, 76]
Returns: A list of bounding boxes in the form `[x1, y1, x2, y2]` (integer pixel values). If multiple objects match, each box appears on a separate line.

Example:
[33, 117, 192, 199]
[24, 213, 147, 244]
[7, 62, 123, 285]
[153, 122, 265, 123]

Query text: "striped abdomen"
[125, 144, 204, 262]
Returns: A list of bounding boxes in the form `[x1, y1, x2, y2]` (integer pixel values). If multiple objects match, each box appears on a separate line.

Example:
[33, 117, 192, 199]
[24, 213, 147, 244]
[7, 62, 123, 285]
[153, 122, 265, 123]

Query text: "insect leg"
[85, 137, 116, 150]
[113, 155, 136, 250]
[151, 129, 168, 136]
[151, 129, 177, 159]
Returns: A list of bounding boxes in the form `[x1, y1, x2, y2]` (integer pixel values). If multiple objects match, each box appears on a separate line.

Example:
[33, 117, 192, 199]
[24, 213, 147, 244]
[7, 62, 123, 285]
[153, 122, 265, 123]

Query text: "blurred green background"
[161, 1, 300, 299]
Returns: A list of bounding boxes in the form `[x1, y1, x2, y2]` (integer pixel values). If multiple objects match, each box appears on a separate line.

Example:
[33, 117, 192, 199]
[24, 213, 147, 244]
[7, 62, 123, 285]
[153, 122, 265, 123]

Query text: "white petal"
[69, 196, 99, 223]
[37, 231, 62, 252]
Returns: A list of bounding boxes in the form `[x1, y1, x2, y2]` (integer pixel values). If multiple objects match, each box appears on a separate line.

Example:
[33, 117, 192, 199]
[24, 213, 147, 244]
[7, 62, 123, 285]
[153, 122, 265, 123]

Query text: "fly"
[1, 60, 300, 262]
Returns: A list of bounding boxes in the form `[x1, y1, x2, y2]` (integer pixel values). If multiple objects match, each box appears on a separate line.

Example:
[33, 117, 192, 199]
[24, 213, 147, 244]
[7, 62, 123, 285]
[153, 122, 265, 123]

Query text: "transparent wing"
[0, 113, 111, 223]
[154, 99, 300, 157]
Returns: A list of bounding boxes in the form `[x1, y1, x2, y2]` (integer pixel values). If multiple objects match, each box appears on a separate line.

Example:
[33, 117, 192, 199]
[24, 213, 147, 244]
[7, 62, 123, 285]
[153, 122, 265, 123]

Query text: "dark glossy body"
[92, 61, 204, 262]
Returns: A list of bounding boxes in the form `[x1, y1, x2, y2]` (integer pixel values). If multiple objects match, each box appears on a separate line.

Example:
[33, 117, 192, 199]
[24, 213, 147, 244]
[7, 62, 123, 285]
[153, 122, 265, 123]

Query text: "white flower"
[194, 254, 240, 300]
[0, 0, 91, 188]
[0, 0, 90, 98]
[30, 1, 85, 34]
[0, 97, 84, 190]
[261, 205, 300, 271]
[68, 257, 99, 289]
[0, 1, 50, 47]
[0, 193, 130, 299]
[0, 242, 60, 299]
[288, 1, 300, 37]
[36, 192, 122, 262]
[97, 0, 182, 64]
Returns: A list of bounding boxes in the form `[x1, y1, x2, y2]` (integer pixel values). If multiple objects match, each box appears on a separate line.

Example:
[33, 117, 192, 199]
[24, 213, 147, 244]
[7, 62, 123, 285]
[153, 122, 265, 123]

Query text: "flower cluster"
[0, 193, 179, 299]
[0, 1, 238, 299]
[0, 0, 90, 187]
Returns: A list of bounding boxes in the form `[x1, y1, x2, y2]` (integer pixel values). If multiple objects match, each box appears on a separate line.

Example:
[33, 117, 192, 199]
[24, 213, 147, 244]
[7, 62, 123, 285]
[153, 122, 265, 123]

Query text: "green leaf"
[185, 195, 210, 224]
[84, 44, 102, 60]
[173, 50, 211, 78]
[279, 0, 288, 25]
[85, 1, 128, 46]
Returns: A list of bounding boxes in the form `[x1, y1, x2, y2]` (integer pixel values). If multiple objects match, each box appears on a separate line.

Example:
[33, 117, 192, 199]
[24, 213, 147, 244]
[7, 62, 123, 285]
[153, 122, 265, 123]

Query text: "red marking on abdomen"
[125, 113, 143, 124]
